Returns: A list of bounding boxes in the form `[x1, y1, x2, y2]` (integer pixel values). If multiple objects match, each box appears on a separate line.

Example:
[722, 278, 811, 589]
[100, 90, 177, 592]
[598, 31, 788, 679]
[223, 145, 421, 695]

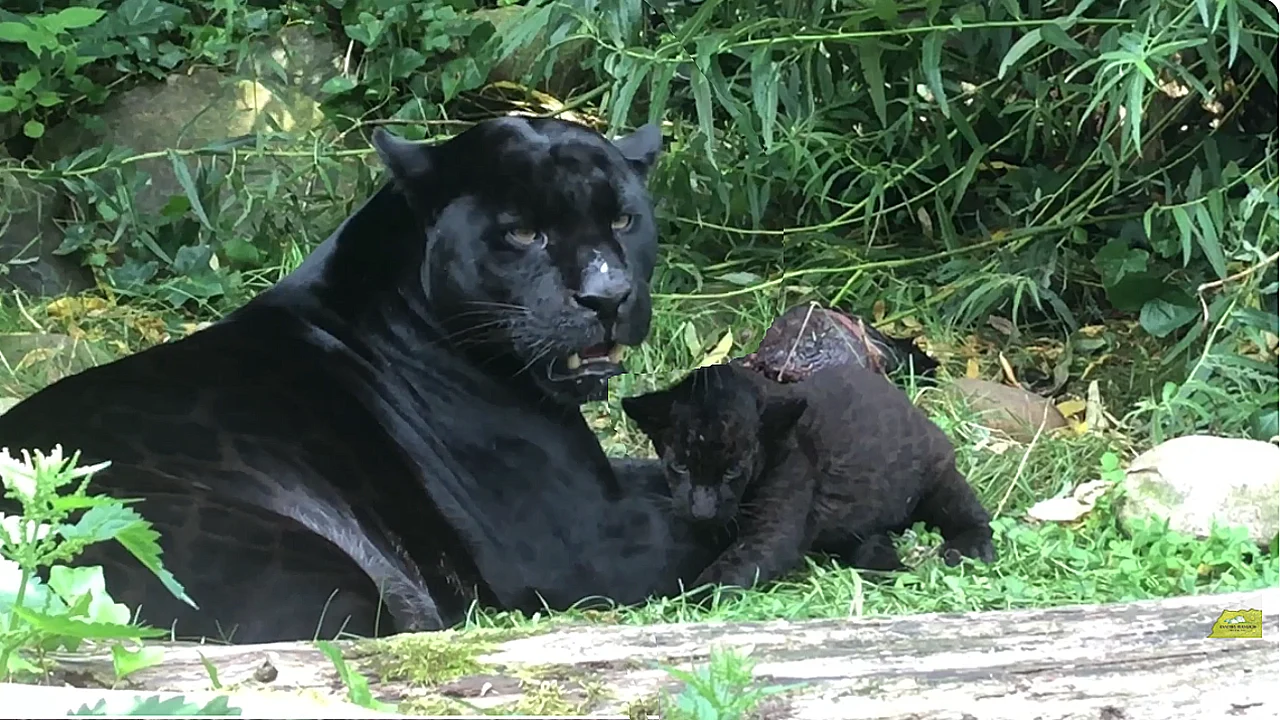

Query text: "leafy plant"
[660, 646, 803, 720]
[0, 445, 194, 681]
[71, 693, 241, 716]
[316, 639, 398, 712]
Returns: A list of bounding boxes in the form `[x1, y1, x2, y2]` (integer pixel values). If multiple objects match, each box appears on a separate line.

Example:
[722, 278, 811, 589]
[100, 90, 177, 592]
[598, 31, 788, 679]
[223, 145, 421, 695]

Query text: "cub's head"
[372, 117, 663, 405]
[621, 364, 808, 525]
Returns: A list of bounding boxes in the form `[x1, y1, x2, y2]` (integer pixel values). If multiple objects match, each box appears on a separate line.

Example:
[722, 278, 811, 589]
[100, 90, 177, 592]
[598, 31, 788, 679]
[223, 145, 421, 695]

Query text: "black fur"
[621, 362, 997, 591]
[0, 117, 722, 643]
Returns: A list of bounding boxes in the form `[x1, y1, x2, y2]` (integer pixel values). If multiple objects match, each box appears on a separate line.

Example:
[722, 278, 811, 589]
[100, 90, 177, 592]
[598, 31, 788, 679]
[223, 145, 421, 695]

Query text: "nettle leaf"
[11, 605, 168, 640]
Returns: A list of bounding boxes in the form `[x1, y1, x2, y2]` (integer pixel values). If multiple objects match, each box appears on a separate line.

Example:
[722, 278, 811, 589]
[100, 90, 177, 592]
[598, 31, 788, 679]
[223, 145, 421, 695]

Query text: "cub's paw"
[841, 535, 907, 574]
[940, 529, 997, 566]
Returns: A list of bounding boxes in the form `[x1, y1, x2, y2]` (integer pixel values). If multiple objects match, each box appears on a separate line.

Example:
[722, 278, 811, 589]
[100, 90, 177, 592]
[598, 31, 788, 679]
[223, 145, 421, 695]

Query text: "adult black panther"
[0, 117, 720, 643]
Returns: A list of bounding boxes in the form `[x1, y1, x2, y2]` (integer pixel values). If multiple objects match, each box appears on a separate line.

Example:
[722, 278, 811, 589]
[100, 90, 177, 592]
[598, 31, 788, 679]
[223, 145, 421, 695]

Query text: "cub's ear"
[620, 391, 674, 441]
[760, 395, 808, 438]
[612, 123, 663, 176]
[372, 128, 435, 185]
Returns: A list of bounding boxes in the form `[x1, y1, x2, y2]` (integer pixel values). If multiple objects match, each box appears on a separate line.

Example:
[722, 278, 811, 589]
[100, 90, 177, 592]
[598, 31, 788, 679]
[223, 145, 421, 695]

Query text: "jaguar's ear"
[621, 390, 676, 442]
[372, 128, 435, 186]
[760, 394, 808, 438]
[612, 123, 663, 176]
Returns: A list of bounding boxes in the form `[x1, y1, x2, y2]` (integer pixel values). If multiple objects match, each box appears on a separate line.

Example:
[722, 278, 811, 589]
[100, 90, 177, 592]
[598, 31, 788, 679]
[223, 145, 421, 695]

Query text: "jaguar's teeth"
[566, 353, 582, 370]
[608, 345, 625, 364]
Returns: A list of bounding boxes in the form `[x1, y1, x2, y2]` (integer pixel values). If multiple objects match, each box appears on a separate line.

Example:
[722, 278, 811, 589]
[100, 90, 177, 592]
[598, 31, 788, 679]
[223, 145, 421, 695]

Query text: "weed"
[660, 646, 803, 720]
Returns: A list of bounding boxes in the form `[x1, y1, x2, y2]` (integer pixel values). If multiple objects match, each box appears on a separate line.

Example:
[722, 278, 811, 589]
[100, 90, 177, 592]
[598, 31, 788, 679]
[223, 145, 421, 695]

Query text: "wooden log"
[3, 587, 1276, 719]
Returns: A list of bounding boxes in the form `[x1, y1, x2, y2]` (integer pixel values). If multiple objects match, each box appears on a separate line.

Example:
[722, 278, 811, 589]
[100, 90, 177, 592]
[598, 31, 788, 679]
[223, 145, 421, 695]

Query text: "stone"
[1118, 434, 1280, 547]
[943, 378, 1068, 442]
[0, 151, 95, 296]
[33, 24, 349, 221]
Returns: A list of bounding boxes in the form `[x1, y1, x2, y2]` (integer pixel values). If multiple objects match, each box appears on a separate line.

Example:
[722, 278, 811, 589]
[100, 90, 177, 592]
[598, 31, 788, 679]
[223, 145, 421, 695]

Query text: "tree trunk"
[3, 587, 1275, 719]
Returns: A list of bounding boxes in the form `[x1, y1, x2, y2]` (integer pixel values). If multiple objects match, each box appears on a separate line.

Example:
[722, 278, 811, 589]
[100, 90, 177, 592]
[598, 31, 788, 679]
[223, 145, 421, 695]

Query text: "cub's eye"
[505, 229, 546, 247]
[668, 461, 688, 475]
[611, 214, 634, 232]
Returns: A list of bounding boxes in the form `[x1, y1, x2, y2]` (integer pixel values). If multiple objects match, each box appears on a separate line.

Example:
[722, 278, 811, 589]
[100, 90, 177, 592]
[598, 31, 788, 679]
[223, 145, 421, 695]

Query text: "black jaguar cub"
[621, 362, 996, 591]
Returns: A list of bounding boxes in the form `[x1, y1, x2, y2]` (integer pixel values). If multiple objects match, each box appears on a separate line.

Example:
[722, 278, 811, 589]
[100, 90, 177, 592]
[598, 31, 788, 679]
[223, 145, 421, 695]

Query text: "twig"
[1195, 250, 1280, 327]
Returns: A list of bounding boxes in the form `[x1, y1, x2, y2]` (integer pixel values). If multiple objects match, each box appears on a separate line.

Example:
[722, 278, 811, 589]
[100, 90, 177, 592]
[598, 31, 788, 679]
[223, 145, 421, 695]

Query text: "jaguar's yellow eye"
[611, 214, 634, 231]
[506, 229, 546, 247]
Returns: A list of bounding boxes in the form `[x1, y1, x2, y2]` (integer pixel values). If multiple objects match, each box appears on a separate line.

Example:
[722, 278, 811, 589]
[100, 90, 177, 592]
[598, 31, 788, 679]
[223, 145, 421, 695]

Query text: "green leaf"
[47, 7, 108, 32]
[1124, 72, 1144, 152]
[0, 21, 38, 47]
[1139, 296, 1198, 338]
[114, 0, 188, 34]
[1040, 23, 1084, 55]
[921, 31, 951, 117]
[165, 150, 212, 231]
[112, 643, 165, 680]
[14, 68, 40, 93]
[608, 64, 649, 136]
[680, 321, 702, 358]
[749, 50, 779, 149]
[388, 48, 426, 79]
[1093, 239, 1149, 287]
[647, 64, 676, 128]
[690, 55, 716, 165]
[1191, 203, 1228, 278]
[23, 119, 44, 139]
[10, 605, 168, 640]
[949, 145, 986, 218]
[317, 640, 396, 711]
[320, 75, 356, 95]
[0, 95, 18, 112]
[857, 41, 887, 127]
[199, 652, 223, 689]
[999, 27, 1043, 80]
[109, 506, 199, 609]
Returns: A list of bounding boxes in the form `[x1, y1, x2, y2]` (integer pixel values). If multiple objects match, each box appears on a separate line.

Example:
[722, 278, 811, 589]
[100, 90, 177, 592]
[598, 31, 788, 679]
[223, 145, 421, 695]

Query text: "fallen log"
[3, 587, 1275, 719]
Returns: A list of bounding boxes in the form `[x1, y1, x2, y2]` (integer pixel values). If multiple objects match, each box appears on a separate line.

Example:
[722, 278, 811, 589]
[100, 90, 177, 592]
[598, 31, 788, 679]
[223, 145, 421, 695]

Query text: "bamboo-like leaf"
[1170, 205, 1196, 266]
[1225, 0, 1240, 66]
[676, 0, 725, 47]
[858, 40, 888, 127]
[647, 62, 676, 128]
[166, 149, 211, 231]
[608, 61, 649, 134]
[921, 31, 951, 117]
[1191, 203, 1228, 279]
[999, 27, 1043, 80]
[950, 145, 987, 218]
[690, 57, 716, 166]
[1124, 72, 1144, 155]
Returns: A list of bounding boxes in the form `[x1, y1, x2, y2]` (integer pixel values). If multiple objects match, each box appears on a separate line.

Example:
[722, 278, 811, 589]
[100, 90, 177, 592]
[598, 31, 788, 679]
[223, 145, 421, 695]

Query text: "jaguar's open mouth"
[551, 343, 627, 380]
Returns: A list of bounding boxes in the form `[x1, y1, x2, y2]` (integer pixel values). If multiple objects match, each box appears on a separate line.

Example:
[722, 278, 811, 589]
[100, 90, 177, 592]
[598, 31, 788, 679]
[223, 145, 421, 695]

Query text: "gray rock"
[1118, 434, 1280, 547]
[32, 24, 350, 244]
[0, 151, 95, 296]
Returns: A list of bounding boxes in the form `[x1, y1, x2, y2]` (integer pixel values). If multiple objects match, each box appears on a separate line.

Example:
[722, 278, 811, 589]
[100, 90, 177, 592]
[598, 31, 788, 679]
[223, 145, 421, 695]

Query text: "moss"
[362, 628, 513, 686]
[625, 693, 663, 720]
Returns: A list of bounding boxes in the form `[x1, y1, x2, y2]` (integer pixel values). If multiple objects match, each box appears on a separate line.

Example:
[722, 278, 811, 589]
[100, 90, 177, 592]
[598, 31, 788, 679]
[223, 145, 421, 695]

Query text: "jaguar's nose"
[575, 260, 632, 324]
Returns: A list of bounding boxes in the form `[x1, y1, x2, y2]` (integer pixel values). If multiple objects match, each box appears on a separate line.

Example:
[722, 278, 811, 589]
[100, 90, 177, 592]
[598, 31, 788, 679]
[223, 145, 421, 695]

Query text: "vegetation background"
[0, 0, 1276, 632]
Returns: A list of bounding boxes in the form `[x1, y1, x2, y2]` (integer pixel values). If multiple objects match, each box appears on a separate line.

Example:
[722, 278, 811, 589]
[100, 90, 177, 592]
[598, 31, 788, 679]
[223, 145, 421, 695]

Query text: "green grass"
[0, 280, 1275, 641]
